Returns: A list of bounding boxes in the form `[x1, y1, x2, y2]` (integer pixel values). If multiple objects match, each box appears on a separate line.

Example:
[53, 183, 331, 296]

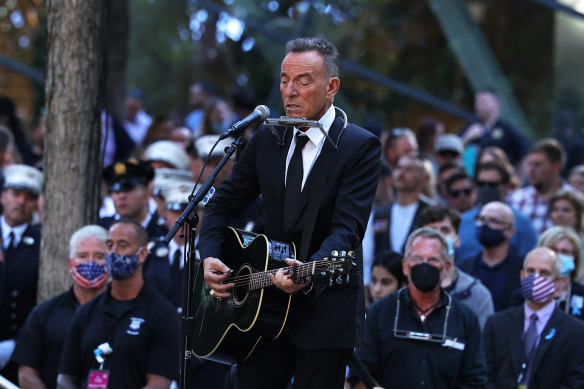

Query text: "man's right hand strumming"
[203, 257, 234, 298]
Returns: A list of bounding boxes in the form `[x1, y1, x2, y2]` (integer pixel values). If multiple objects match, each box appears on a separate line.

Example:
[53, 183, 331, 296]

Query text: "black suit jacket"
[483, 304, 584, 388]
[372, 197, 433, 254]
[198, 116, 381, 349]
[0, 223, 41, 341]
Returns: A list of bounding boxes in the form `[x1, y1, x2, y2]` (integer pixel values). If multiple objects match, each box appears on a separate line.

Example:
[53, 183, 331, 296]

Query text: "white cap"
[434, 134, 464, 154]
[3, 164, 43, 196]
[194, 135, 236, 160]
[144, 140, 191, 170]
[163, 180, 204, 210]
[152, 168, 194, 198]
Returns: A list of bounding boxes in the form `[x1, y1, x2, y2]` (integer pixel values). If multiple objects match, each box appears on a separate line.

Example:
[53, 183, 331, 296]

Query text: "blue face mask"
[445, 237, 455, 257]
[558, 254, 575, 277]
[475, 224, 506, 248]
[210, 119, 232, 135]
[105, 249, 141, 280]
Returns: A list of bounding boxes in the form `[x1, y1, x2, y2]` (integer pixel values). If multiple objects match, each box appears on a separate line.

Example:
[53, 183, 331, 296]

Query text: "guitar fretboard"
[224, 259, 350, 291]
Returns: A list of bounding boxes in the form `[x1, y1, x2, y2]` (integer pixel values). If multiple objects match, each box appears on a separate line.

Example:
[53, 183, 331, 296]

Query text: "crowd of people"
[0, 34, 583, 388]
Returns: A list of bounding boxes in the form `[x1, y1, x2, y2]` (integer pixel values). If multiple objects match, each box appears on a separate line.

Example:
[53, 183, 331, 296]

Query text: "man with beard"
[508, 138, 582, 236]
[12, 225, 109, 389]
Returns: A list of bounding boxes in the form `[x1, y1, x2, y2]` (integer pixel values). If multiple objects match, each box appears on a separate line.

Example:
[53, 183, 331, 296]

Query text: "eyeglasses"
[449, 187, 473, 198]
[406, 256, 444, 265]
[476, 180, 501, 188]
[475, 215, 512, 229]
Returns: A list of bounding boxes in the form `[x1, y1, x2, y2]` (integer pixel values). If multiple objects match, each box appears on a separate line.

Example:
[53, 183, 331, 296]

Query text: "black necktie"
[171, 249, 181, 275]
[5, 231, 14, 256]
[284, 133, 310, 228]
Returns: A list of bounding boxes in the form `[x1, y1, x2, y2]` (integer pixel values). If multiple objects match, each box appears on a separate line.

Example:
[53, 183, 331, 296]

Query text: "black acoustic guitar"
[191, 226, 355, 364]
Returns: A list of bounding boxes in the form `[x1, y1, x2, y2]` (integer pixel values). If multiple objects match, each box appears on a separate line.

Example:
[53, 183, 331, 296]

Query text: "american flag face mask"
[69, 259, 109, 289]
[520, 273, 556, 303]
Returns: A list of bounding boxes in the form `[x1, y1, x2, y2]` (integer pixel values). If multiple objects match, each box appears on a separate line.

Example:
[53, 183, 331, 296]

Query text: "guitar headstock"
[317, 250, 356, 286]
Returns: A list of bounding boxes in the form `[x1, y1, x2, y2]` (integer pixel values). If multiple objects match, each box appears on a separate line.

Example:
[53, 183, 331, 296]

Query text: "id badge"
[88, 369, 109, 389]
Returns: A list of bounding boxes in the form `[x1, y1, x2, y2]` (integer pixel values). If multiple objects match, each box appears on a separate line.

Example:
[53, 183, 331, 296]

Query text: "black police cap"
[102, 158, 154, 192]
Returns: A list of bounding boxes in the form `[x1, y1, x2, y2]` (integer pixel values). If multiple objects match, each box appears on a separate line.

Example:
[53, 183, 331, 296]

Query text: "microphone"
[218, 105, 270, 140]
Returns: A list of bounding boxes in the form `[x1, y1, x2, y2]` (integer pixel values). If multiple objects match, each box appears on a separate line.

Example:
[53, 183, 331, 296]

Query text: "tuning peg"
[340, 250, 346, 257]
[336, 275, 343, 284]
[331, 250, 339, 257]
[346, 274, 350, 283]
[329, 276, 333, 286]
[347, 251, 354, 257]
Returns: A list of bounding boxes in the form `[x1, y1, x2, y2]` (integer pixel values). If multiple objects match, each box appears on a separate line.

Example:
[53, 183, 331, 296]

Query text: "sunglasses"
[449, 187, 473, 197]
[476, 180, 501, 188]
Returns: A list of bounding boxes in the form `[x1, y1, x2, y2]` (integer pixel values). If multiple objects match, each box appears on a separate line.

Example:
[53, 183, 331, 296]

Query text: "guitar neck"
[247, 262, 318, 291]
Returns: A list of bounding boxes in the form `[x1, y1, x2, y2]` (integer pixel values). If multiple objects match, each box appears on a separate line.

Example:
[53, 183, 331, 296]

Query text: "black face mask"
[410, 263, 441, 292]
[477, 185, 502, 205]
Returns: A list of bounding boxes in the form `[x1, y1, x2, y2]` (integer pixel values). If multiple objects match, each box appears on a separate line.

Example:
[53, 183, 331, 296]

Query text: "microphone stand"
[163, 135, 244, 389]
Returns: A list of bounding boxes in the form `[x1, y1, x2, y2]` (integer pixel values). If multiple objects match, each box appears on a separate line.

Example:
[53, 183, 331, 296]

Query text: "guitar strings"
[220, 262, 347, 289]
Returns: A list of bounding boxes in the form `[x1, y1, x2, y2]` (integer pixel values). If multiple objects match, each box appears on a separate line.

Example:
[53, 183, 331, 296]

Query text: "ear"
[326, 77, 340, 100]
[453, 235, 461, 249]
[402, 259, 410, 278]
[443, 260, 452, 277]
[520, 269, 525, 279]
[137, 246, 148, 263]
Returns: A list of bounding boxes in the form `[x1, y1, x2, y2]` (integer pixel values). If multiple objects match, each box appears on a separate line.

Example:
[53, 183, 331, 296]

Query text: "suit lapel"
[506, 307, 525, 375]
[275, 127, 294, 205]
[287, 118, 343, 228]
[528, 307, 562, 382]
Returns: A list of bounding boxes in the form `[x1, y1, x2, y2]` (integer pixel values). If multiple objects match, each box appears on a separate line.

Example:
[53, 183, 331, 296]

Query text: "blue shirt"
[455, 205, 537, 264]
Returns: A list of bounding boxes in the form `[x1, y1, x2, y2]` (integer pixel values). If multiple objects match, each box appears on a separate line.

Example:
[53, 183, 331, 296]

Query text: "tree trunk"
[106, 0, 128, 118]
[40, 0, 106, 302]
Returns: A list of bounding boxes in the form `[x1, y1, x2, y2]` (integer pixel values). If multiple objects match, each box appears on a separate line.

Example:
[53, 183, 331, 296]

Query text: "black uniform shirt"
[11, 288, 79, 389]
[354, 287, 487, 389]
[58, 282, 180, 388]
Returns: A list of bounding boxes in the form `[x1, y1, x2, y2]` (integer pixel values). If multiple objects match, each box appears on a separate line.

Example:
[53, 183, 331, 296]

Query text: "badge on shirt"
[127, 317, 145, 335]
[442, 338, 465, 350]
[88, 369, 109, 389]
[490, 127, 504, 139]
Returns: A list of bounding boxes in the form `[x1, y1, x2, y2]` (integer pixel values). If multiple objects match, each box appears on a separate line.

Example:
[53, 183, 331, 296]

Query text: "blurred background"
[1, 0, 584, 141]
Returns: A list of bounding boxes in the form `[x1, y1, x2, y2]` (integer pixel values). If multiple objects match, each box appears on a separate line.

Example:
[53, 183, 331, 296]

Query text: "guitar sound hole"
[233, 265, 251, 306]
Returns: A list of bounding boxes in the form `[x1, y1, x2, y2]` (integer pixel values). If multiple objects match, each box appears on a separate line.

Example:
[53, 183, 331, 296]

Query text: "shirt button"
[11, 290, 18, 297]
[10, 302, 17, 308]
[10, 314, 16, 319]
[11, 325, 17, 331]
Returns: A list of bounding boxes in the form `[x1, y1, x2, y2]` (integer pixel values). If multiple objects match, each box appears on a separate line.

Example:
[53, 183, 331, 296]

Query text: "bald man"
[483, 248, 584, 388]
[459, 202, 523, 311]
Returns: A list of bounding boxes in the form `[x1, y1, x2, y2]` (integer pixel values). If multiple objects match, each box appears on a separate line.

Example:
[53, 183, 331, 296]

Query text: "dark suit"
[0, 223, 41, 383]
[198, 115, 380, 386]
[483, 304, 584, 388]
[0, 223, 41, 341]
[372, 197, 433, 254]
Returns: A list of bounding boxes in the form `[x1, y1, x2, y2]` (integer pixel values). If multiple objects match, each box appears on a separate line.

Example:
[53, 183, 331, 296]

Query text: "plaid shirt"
[507, 183, 582, 236]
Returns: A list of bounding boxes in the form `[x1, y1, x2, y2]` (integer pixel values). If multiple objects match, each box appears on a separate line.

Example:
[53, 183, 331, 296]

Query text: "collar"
[293, 104, 335, 147]
[524, 299, 555, 322]
[1, 216, 29, 248]
[168, 240, 185, 268]
[100, 281, 151, 316]
[403, 286, 450, 310]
